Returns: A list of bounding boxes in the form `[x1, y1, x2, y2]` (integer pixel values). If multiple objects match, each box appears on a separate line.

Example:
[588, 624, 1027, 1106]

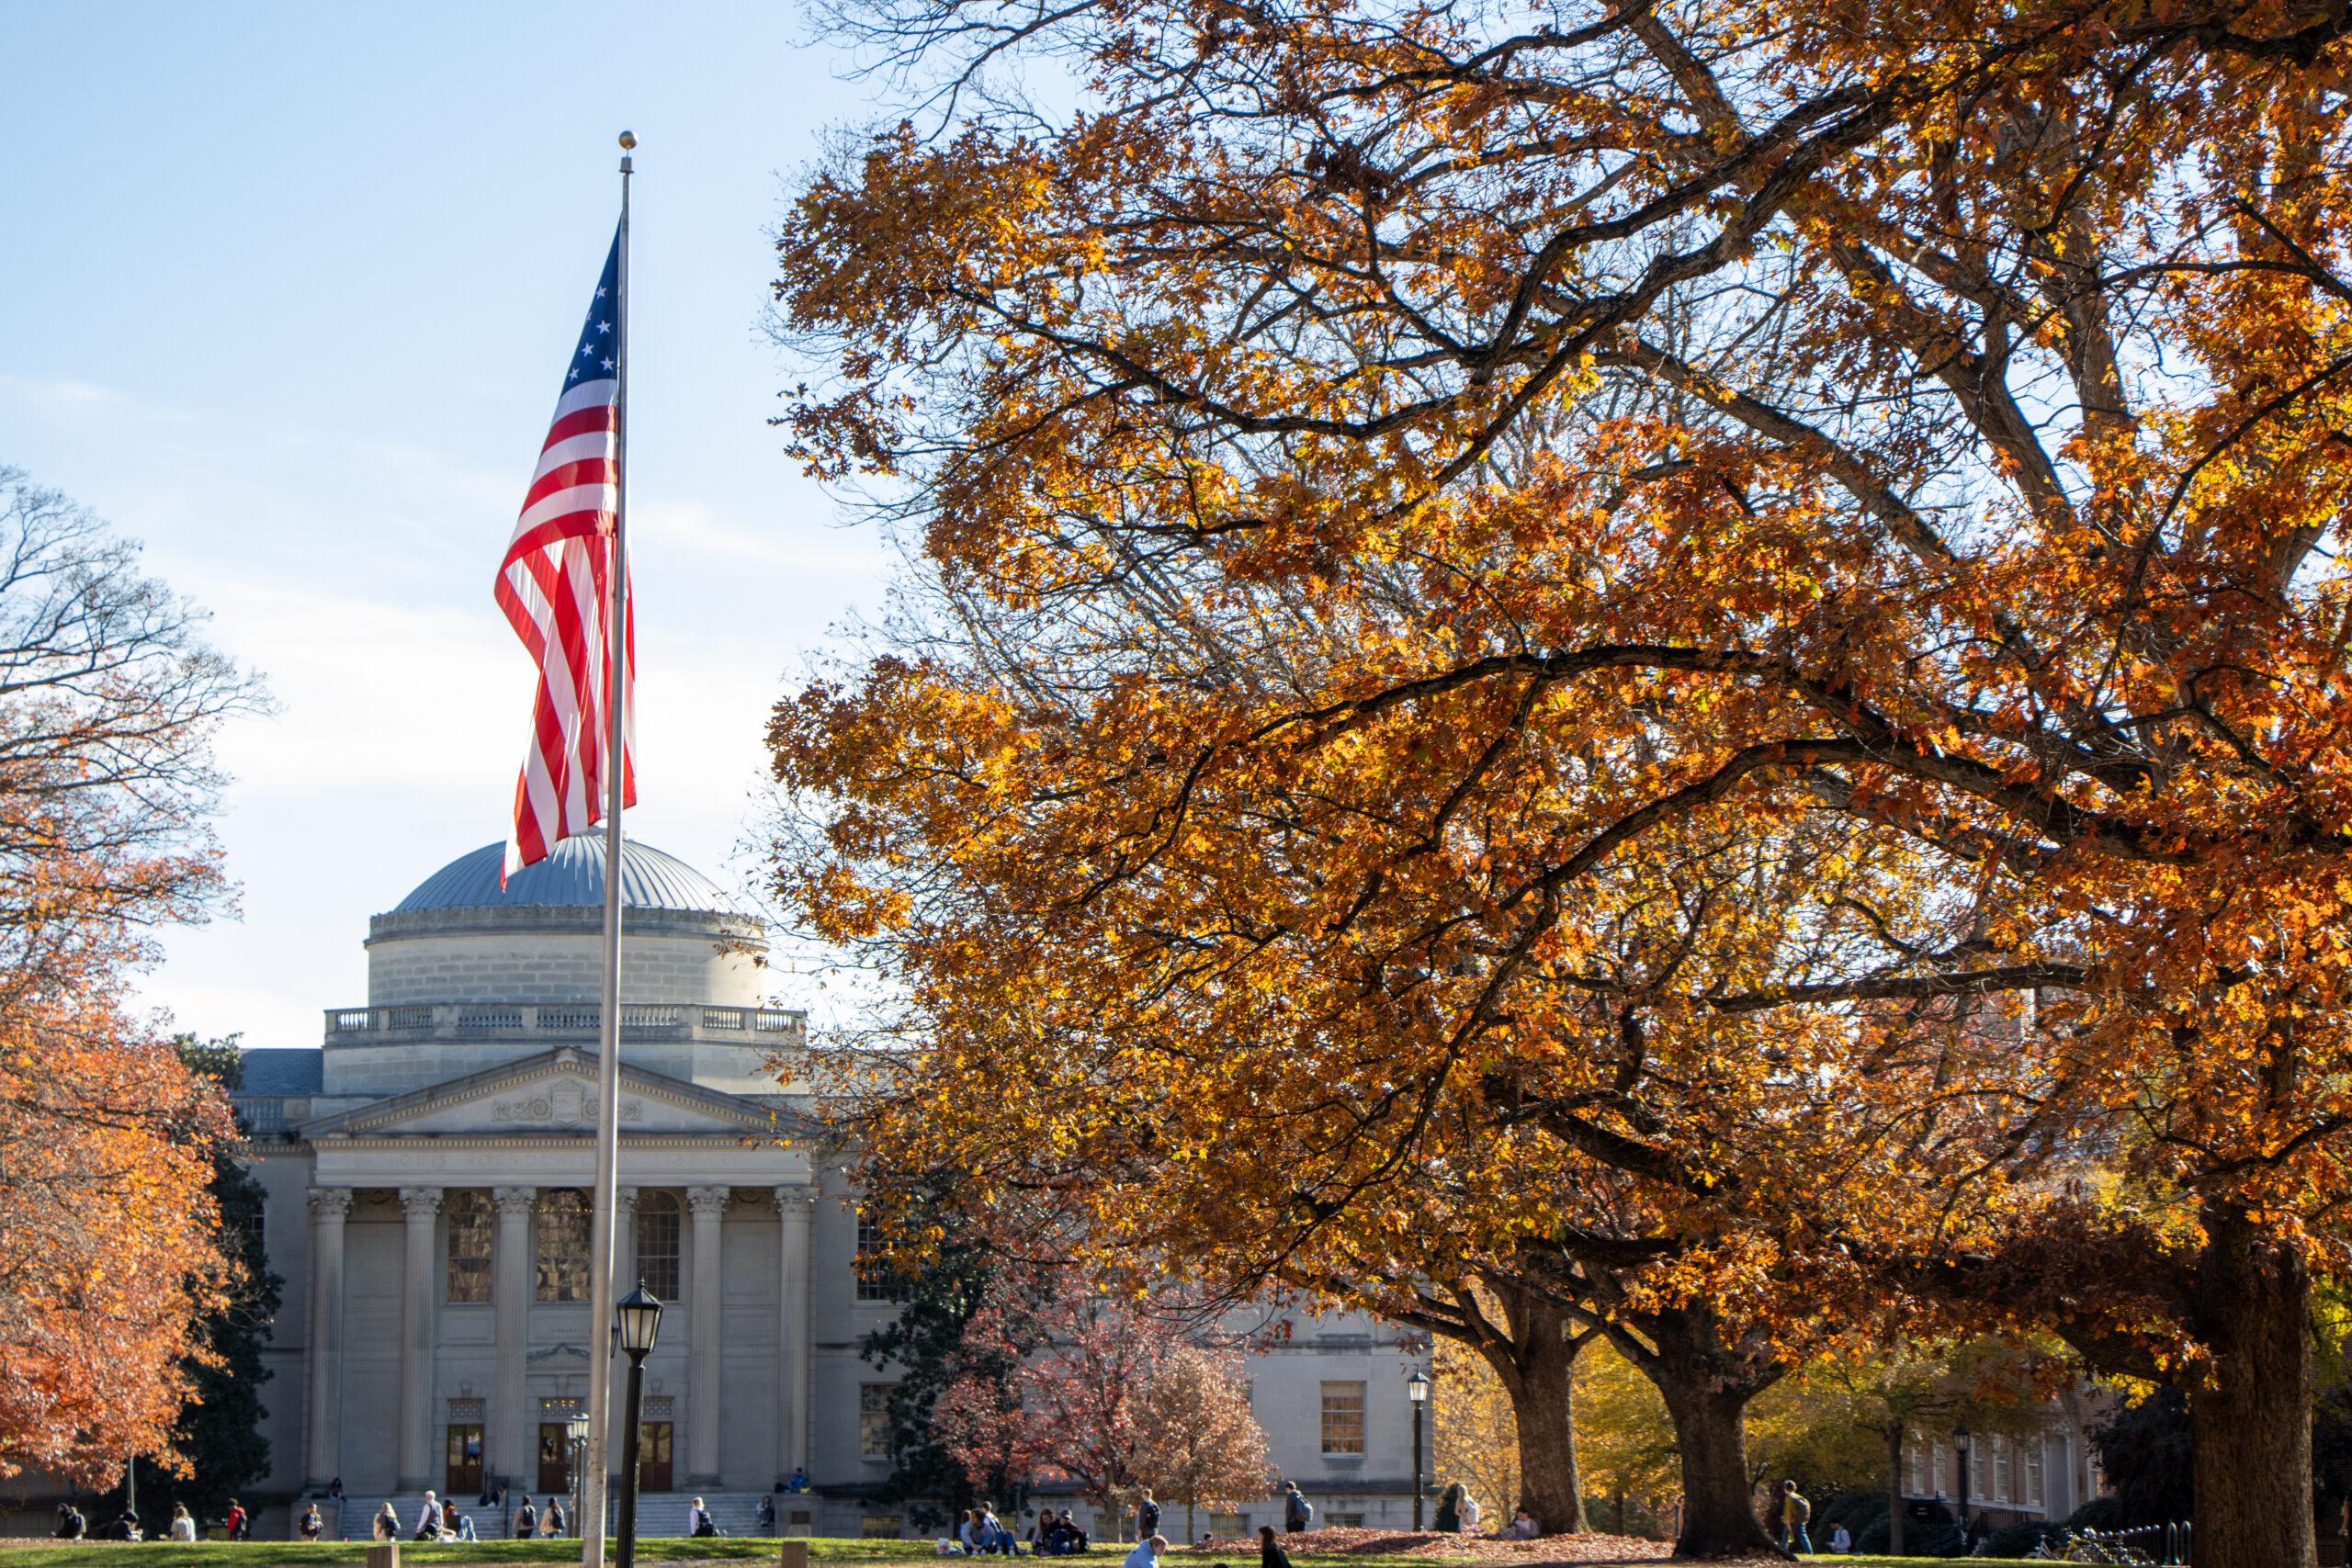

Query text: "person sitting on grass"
[1258, 1525, 1294, 1568]
[171, 1506, 198, 1542]
[1493, 1508, 1539, 1540]
[1124, 1533, 1170, 1568]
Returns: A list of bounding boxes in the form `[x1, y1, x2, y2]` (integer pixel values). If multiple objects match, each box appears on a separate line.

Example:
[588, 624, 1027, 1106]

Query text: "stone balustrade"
[322, 1001, 805, 1043]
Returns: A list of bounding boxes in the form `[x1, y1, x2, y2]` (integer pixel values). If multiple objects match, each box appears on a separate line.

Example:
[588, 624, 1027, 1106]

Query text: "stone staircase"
[328, 1491, 786, 1542]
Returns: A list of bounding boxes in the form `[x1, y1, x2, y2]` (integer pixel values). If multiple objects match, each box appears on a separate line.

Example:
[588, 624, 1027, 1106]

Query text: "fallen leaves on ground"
[1183, 1528, 1673, 1561]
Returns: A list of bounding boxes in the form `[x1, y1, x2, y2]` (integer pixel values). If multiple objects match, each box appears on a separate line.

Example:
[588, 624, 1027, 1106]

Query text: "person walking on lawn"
[1780, 1482, 1813, 1555]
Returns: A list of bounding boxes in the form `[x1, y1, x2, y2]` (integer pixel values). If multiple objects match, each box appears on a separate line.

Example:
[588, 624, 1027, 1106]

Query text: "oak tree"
[772, 2, 2352, 1564]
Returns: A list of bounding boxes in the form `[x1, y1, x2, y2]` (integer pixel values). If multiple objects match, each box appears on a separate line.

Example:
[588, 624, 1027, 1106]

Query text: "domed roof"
[390, 836, 739, 915]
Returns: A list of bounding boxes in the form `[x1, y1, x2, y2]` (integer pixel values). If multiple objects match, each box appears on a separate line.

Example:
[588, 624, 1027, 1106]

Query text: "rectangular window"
[855, 1207, 895, 1302]
[537, 1190, 589, 1302]
[1327, 1515, 1365, 1529]
[446, 1190, 492, 1303]
[862, 1517, 903, 1540]
[1905, 1431, 1925, 1495]
[1319, 1382, 1366, 1455]
[1932, 1440, 1948, 1499]
[2024, 1439, 2045, 1509]
[860, 1382, 894, 1457]
[1208, 1516, 1250, 1540]
[1974, 1436, 2006, 1503]
[635, 1192, 681, 1302]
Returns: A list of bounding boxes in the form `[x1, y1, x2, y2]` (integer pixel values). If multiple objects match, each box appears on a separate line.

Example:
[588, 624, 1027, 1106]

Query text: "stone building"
[225, 836, 1430, 1540]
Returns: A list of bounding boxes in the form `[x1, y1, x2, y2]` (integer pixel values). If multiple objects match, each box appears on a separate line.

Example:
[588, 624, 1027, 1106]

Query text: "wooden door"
[538, 1425, 572, 1495]
[445, 1425, 483, 1497]
[637, 1422, 673, 1493]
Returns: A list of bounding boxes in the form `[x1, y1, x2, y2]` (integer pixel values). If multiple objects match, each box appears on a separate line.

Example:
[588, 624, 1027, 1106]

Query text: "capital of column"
[616, 1186, 641, 1218]
[399, 1187, 443, 1221]
[772, 1187, 817, 1222]
[308, 1187, 355, 1220]
[686, 1185, 731, 1218]
[492, 1186, 538, 1218]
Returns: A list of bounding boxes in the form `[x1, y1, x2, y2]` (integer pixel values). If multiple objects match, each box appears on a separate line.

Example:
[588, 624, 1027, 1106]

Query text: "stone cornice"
[366, 903, 763, 947]
[301, 1045, 813, 1138]
[315, 1134, 790, 1152]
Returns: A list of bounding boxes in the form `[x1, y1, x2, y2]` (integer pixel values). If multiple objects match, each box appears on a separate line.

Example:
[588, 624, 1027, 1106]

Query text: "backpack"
[516, 1505, 537, 1539]
[1788, 1495, 1811, 1523]
[1140, 1502, 1160, 1536]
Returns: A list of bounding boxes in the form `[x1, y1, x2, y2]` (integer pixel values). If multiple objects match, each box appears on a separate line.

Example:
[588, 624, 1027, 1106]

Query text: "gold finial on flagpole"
[618, 130, 637, 172]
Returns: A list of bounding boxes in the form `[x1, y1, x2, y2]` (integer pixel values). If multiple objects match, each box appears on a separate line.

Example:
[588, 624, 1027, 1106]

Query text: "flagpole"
[582, 129, 636, 1568]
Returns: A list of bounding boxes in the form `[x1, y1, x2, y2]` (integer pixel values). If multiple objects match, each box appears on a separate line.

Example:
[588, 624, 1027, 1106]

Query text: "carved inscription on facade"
[489, 1089, 644, 1125]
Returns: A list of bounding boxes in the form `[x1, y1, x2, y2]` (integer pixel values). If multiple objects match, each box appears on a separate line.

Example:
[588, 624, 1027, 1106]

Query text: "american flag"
[496, 226, 637, 883]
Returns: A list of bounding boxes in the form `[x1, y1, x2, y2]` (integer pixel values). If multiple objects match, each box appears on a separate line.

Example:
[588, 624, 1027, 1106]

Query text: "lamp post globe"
[617, 1284, 663, 1352]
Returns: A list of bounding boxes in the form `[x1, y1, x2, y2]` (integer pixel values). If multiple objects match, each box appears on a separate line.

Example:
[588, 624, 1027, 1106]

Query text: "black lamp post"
[1952, 1426, 1973, 1533]
[1407, 1368, 1431, 1531]
[615, 1285, 664, 1568]
[565, 1410, 591, 1538]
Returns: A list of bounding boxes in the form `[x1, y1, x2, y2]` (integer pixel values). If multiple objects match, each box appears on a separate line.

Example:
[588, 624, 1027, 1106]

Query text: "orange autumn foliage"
[0, 471, 266, 1483]
[769, 4, 2352, 1565]
[0, 1010, 235, 1483]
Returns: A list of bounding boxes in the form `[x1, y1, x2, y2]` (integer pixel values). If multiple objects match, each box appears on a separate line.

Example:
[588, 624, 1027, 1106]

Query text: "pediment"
[303, 1048, 782, 1137]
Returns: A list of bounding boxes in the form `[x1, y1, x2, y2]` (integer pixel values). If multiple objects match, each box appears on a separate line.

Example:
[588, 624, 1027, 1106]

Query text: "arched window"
[636, 1191, 680, 1300]
[536, 1190, 589, 1302]
[446, 1190, 492, 1302]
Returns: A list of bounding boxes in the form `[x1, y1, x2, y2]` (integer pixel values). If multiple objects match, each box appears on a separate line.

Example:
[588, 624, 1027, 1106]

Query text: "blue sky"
[2, 5, 895, 1045]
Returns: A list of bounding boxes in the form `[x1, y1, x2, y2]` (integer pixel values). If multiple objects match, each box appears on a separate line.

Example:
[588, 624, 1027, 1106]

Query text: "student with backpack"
[1779, 1483, 1813, 1555]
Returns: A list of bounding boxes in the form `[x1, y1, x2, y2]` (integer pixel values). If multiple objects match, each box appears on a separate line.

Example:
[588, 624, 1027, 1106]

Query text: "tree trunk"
[1634, 1306, 1781, 1560]
[1487, 1299, 1592, 1535]
[2189, 1205, 2313, 1568]
[1652, 1371, 1779, 1558]
[1886, 1428, 1905, 1557]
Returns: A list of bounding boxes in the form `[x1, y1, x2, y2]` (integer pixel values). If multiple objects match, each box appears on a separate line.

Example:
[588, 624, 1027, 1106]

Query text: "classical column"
[304, 1188, 353, 1491]
[614, 1188, 640, 1299]
[492, 1188, 537, 1489]
[685, 1186, 729, 1486]
[774, 1188, 815, 1485]
[397, 1188, 443, 1491]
